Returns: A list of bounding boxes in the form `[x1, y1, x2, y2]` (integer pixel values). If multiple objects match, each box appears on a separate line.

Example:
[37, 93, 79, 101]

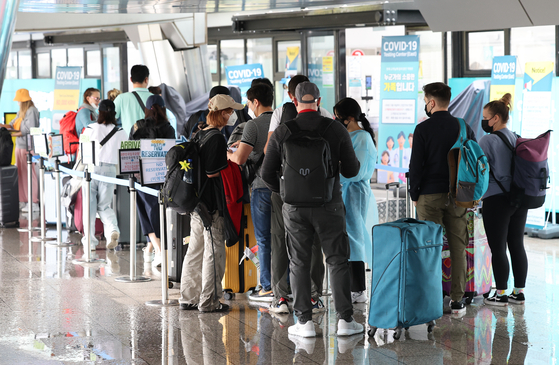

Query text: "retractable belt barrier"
[36, 156, 175, 305]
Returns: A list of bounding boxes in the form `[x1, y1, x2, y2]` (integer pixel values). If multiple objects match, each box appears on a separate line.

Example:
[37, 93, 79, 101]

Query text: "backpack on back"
[0, 128, 13, 166]
[280, 102, 298, 125]
[448, 118, 490, 208]
[163, 129, 220, 214]
[492, 130, 551, 209]
[280, 119, 335, 206]
[59, 110, 80, 155]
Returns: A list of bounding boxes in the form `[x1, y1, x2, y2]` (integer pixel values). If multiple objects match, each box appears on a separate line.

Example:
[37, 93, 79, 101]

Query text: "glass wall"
[247, 38, 273, 83]
[51, 48, 67, 77]
[5, 52, 18, 79]
[37, 53, 50, 78]
[511, 26, 555, 77]
[307, 35, 336, 113]
[277, 40, 301, 74]
[67, 48, 84, 68]
[103, 47, 121, 96]
[18, 51, 32, 79]
[468, 31, 505, 70]
[86, 50, 101, 77]
[220, 39, 244, 84]
[207, 44, 218, 87]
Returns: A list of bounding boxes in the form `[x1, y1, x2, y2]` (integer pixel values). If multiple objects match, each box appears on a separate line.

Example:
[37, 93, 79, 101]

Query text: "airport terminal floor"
[0, 215, 556, 364]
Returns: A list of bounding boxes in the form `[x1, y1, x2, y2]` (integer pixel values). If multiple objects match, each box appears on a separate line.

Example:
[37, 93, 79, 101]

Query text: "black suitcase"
[0, 165, 19, 227]
[166, 208, 190, 287]
[114, 179, 146, 246]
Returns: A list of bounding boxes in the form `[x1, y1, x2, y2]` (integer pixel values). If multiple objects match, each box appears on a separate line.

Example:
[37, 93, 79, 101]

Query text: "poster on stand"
[490, 56, 517, 106]
[225, 63, 264, 104]
[53, 67, 82, 111]
[377, 35, 420, 184]
[521, 61, 554, 228]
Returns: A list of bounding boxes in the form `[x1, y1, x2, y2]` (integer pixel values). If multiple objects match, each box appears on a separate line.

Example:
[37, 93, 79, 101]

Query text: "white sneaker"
[288, 320, 316, 338]
[269, 298, 290, 314]
[288, 334, 316, 354]
[107, 231, 119, 250]
[142, 248, 154, 263]
[32, 203, 40, 212]
[21, 203, 29, 212]
[19, 202, 26, 210]
[337, 318, 364, 336]
[351, 291, 367, 303]
[152, 252, 162, 267]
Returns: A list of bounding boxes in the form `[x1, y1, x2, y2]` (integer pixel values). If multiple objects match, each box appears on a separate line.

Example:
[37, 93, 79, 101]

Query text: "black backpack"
[162, 129, 220, 214]
[280, 102, 298, 125]
[0, 128, 13, 167]
[280, 119, 335, 206]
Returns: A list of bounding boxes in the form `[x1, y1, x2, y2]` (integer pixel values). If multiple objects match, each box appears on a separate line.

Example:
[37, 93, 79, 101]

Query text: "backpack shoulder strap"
[455, 118, 468, 143]
[132, 91, 147, 112]
[284, 120, 300, 135]
[317, 118, 334, 136]
[198, 129, 221, 147]
[100, 126, 121, 147]
[493, 130, 515, 151]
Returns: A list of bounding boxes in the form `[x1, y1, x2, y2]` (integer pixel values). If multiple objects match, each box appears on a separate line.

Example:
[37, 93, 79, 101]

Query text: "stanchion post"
[18, 152, 40, 232]
[31, 157, 55, 242]
[146, 192, 178, 307]
[73, 167, 104, 265]
[115, 177, 150, 283]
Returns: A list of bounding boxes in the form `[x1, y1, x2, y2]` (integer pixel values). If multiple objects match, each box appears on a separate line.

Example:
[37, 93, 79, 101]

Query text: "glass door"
[306, 33, 336, 113]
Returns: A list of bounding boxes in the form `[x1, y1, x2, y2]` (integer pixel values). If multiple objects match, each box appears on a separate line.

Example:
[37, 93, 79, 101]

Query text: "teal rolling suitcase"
[368, 218, 443, 339]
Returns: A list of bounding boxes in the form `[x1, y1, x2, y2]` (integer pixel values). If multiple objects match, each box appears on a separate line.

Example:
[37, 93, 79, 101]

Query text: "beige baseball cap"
[208, 94, 244, 111]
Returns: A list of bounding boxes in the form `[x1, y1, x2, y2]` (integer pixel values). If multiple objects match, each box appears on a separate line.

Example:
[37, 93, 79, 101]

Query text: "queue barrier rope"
[375, 164, 409, 174]
[38, 156, 160, 197]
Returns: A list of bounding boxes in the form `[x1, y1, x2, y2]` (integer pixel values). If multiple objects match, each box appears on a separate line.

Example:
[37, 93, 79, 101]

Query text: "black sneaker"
[484, 294, 508, 307]
[450, 299, 466, 314]
[508, 292, 525, 305]
[180, 303, 198, 310]
[200, 302, 230, 313]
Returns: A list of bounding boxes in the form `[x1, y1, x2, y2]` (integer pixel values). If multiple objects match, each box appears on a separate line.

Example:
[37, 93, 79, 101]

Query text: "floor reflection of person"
[181, 313, 227, 364]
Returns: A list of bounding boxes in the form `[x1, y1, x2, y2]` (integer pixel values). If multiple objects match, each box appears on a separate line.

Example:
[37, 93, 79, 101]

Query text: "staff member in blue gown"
[333, 97, 379, 304]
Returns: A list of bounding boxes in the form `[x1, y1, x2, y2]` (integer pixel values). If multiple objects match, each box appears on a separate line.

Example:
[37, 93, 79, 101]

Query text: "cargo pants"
[416, 193, 468, 303]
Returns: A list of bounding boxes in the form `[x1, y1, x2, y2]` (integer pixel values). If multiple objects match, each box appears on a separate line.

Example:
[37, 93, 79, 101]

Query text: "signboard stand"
[115, 176, 151, 283]
[46, 158, 76, 247]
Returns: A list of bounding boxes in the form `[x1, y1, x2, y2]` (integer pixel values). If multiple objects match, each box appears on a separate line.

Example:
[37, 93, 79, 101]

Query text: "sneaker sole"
[451, 308, 467, 314]
[248, 296, 274, 302]
[508, 299, 525, 305]
[483, 300, 508, 307]
[337, 328, 364, 336]
[269, 305, 289, 314]
[288, 329, 316, 338]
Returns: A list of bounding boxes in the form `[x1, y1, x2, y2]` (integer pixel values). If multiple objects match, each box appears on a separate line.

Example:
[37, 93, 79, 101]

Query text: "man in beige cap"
[179, 93, 244, 314]
[262, 81, 363, 338]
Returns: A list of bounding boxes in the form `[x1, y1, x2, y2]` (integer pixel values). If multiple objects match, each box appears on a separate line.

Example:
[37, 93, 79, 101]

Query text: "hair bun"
[500, 93, 512, 109]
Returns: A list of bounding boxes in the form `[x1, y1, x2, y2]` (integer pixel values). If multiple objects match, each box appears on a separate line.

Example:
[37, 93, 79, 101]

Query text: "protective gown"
[340, 129, 379, 267]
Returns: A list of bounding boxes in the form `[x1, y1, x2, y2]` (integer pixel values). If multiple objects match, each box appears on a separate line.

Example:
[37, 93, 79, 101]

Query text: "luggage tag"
[239, 246, 260, 270]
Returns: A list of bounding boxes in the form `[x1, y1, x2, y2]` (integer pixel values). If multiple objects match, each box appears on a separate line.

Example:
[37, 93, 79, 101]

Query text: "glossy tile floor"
[0, 215, 558, 364]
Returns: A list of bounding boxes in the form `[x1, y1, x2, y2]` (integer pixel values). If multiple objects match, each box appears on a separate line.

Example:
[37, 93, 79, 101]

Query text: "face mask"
[481, 118, 494, 134]
[226, 111, 238, 126]
[424, 101, 433, 118]
[336, 117, 349, 129]
[248, 108, 256, 119]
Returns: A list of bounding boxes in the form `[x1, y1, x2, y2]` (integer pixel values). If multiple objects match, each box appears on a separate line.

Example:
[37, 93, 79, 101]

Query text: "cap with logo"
[208, 94, 244, 111]
[146, 94, 165, 109]
[295, 81, 320, 104]
[209, 85, 231, 99]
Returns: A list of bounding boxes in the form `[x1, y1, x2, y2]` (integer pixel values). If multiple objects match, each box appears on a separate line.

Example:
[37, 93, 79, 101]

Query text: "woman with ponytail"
[333, 97, 379, 303]
[479, 93, 528, 307]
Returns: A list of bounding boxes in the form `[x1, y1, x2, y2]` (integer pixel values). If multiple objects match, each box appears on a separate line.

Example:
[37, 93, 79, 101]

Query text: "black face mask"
[424, 102, 433, 118]
[481, 119, 494, 134]
[336, 117, 349, 129]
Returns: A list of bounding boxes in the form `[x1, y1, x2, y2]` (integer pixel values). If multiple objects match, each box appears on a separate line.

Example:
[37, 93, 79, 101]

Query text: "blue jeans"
[251, 188, 272, 291]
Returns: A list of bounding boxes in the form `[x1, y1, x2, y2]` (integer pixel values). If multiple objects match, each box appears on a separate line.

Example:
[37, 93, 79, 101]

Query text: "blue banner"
[225, 63, 264, 103]
[377, 35, 420, 184]
[491, 56, 517, 86]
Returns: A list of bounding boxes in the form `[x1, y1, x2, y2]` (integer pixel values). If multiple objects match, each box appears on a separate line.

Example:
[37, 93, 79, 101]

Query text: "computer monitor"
[3, 112, 17, 126]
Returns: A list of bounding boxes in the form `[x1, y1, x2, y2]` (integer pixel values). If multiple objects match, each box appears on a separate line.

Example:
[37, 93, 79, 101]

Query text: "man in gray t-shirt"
[227, 84, 275, 301]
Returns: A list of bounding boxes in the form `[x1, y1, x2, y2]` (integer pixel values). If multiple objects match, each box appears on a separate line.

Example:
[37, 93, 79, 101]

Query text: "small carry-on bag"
[368, 218, 444, 339]
[0, 165, 19, 227]
[442, 209, 492, 303]
[166, 208, 190, 287]
[222, 204, 258, 299]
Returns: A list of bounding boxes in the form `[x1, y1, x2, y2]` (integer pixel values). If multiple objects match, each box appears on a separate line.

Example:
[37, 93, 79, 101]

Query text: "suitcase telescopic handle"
[385, 182, 400, 190]
[401, 218, 425, 224]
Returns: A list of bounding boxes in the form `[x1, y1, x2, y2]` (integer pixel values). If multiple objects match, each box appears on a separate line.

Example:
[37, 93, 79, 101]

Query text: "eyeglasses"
[92, 97, 101, 101]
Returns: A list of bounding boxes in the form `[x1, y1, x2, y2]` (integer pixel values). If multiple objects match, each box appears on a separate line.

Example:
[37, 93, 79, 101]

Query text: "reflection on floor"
[0, 215, 556, 364]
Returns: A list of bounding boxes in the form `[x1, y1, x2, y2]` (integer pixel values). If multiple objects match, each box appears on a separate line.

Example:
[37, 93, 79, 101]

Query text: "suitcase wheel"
[427, 320, 436, 333]
[367, 327, 377, 337]
[168, 280, 174, 289]
[223, 292, 234, 300]
[393, 328, 402, 340]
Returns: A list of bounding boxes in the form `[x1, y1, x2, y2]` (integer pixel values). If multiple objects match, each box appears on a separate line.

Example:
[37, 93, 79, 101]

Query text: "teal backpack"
[448, 118, 490, 208]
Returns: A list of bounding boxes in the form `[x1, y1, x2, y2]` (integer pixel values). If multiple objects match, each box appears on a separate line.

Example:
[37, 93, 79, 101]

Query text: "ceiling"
[17, 0, 410, 14]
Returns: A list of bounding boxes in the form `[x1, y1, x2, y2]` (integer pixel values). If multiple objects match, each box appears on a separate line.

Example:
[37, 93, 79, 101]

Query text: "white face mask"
[248, 107, 256, 119]
[227, 111, 238, 126]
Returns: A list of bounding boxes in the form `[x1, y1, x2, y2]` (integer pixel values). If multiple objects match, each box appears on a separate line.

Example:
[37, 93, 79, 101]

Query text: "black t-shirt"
[197, 128, 228, 213]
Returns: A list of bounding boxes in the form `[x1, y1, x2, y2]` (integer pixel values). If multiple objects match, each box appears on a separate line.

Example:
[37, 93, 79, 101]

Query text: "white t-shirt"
[82, 123, 129, 165]
[268, 105, 332, 133]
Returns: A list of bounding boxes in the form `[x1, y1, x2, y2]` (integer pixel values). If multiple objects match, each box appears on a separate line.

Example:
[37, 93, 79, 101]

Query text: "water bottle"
[183, 158, 193, 184]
